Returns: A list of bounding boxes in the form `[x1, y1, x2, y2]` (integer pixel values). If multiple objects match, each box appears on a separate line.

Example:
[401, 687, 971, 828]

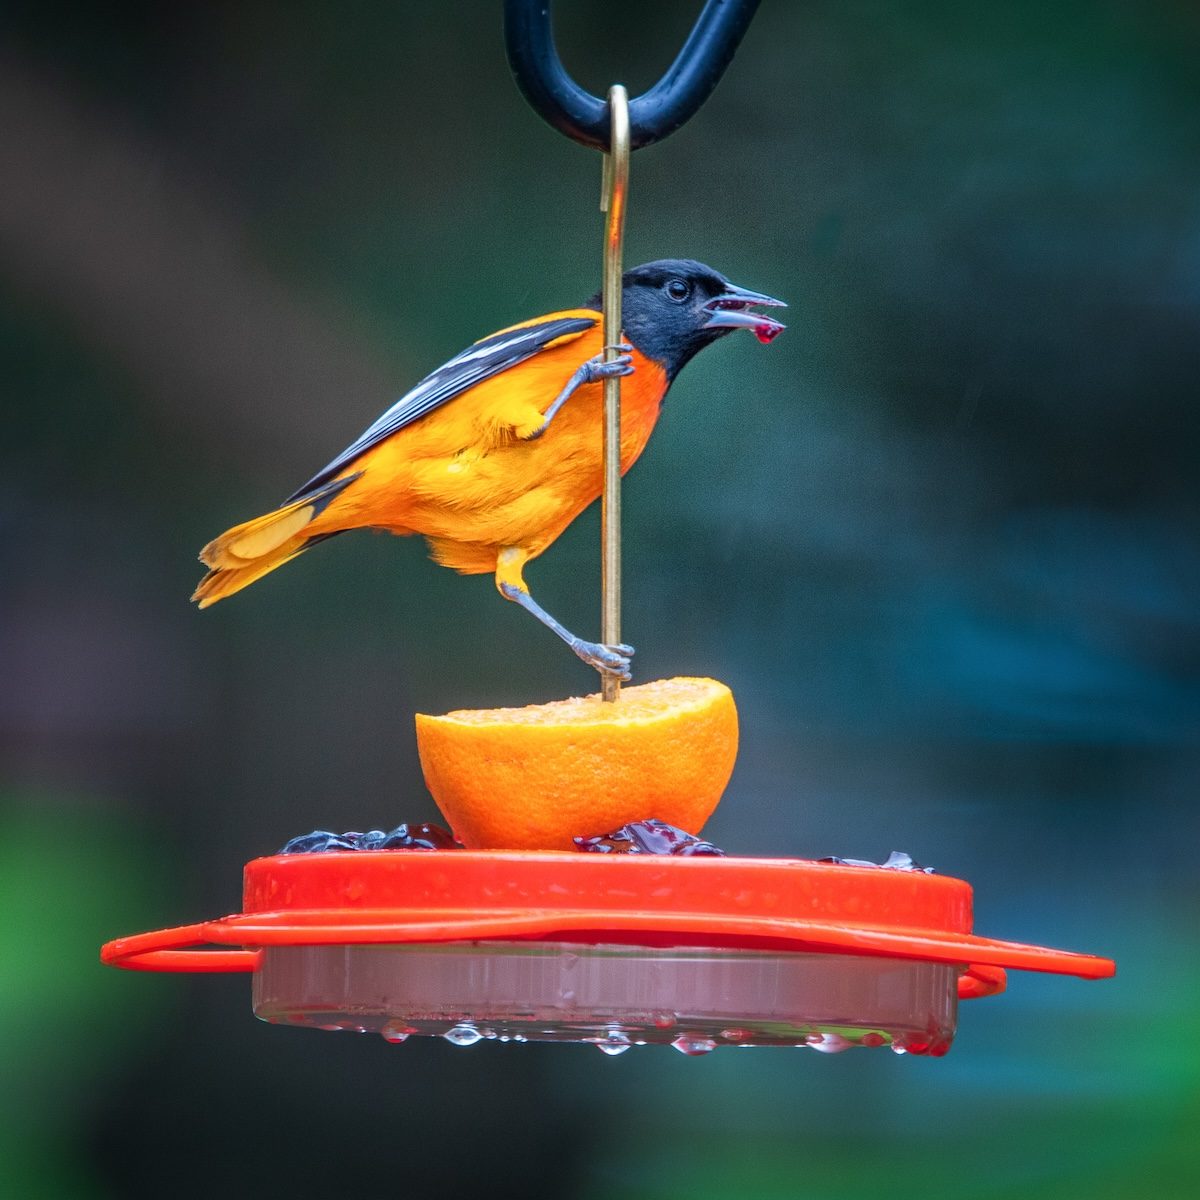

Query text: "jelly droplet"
[574, 819, 725, 856]
[807, 1033, 853, 1054]
[672, 1035, 717, 1056]
[596, 1030, 632, 1056]
[381, 1021, 416, 1044]
[443, 1024, 483, 1047]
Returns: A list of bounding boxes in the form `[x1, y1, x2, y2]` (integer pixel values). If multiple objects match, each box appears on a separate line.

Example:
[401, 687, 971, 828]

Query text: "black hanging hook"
[503, 0, 762, 152]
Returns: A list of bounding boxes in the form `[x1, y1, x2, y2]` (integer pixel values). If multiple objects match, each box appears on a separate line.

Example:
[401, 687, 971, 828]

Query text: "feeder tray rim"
[100, 851, 1114, 997]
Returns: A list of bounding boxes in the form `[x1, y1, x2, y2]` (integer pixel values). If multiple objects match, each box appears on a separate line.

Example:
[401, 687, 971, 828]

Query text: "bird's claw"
[524, 350, 635, 440]
[583, 350, 635, 383]
[571, 638, 635, 682]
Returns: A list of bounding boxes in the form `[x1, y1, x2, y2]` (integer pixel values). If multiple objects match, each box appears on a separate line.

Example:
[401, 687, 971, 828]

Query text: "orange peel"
[415, 676, 738, 850]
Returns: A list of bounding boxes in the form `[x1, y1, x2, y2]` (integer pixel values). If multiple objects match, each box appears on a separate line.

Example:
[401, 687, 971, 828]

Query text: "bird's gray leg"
[524, 345, 634, 440]
[495, 548, 634, 681]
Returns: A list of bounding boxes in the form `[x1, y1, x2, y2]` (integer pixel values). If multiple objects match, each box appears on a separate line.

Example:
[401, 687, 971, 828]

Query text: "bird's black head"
[588, 258, 786, 381]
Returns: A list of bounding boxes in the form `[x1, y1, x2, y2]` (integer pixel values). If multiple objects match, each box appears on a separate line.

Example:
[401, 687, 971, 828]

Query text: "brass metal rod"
[600, 85, 629, 702]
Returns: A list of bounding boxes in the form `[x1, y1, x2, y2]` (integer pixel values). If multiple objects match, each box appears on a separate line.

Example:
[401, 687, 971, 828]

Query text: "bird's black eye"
[665, 278, 691, 302]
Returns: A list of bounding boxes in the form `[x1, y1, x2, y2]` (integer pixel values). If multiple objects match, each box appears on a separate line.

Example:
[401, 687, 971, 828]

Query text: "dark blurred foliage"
[1, 1, 1198, 1196]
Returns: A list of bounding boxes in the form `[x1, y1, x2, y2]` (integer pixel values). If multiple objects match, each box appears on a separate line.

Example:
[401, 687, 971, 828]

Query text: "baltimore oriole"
[193, 258, 785, 679]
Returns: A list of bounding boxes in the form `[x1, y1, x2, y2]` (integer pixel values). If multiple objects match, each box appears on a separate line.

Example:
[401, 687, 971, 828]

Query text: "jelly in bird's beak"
[703, 283, 787, 344]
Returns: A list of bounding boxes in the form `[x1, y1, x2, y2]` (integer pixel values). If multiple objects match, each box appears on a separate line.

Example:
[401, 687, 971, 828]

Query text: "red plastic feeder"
[101, 851, 1113, 1055]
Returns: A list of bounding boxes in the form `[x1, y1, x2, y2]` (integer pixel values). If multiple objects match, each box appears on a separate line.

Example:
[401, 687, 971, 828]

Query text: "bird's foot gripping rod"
[524, 347, 633, 441]
[497, 549, 634, 682]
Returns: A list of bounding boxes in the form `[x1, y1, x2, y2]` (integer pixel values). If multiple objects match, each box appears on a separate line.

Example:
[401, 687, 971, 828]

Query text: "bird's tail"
[192, 474, 359, 608]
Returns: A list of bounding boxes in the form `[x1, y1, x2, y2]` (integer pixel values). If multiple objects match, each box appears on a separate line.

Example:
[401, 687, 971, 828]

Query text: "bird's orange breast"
[305, 315, 669, 573]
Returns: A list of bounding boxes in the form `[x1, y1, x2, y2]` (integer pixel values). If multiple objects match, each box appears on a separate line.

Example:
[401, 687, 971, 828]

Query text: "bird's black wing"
[285, 314, 597, 504]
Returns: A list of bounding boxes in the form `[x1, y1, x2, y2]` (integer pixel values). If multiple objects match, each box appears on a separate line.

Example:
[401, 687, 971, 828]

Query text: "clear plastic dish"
[253, 940, 959, 1054]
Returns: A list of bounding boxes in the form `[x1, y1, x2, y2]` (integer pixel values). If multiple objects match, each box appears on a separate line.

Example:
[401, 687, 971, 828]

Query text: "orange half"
[415, 676, 739, 851]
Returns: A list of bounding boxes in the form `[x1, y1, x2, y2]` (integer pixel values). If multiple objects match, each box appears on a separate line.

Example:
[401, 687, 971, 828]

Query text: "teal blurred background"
[2, 1, 1197, 1196]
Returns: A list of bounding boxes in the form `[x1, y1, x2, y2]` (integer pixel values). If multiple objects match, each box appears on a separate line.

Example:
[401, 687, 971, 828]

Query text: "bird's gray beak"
[702, 283, 787, 343]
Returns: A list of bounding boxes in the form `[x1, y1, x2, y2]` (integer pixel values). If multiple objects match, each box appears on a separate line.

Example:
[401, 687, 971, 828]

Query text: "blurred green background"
[2, 1, 1197, 1196]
